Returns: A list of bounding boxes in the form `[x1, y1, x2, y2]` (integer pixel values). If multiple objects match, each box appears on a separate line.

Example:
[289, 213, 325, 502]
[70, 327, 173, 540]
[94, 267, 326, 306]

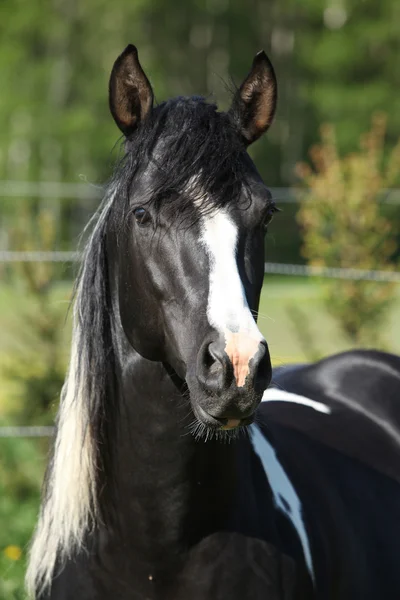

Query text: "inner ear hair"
[109, 44, 154, 137]
[229, 50, 277, 146]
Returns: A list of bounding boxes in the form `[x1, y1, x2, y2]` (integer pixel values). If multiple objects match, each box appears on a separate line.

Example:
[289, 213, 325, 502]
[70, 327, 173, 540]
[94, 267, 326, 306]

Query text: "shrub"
[1, 207, 70, 424]
[296, 115, 400, 347]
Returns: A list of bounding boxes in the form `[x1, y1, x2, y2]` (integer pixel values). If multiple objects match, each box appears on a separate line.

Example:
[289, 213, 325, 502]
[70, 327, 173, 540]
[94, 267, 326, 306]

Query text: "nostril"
[208, 342, 234, 384]
[197, 339, 233, 393]
[253, 341, 272, 391]
[207, 342, 226, 376]
[203, 344, 215, 371]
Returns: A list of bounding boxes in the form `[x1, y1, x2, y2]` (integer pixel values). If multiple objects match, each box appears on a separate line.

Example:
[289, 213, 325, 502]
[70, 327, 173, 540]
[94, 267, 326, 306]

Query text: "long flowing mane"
[25, 185, 119, 597]
[26, 96, 250, 598]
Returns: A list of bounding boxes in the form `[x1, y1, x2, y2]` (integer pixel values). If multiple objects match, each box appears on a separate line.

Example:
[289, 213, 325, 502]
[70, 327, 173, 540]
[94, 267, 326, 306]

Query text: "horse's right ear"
[109, 45, 154, 137]
[229, 50, 277, 146]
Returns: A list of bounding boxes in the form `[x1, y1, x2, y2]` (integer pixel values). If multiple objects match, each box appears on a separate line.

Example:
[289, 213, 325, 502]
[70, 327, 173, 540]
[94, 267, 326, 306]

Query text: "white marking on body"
[250, 423, 315, 583]
[262, 388, 331, 414]
[198, 208, 263, 387]
[26, 188, 117, 598]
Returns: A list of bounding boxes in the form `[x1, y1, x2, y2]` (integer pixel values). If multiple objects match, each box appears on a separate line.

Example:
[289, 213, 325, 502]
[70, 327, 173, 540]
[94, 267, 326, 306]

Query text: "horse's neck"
[104, 348, 241, 564]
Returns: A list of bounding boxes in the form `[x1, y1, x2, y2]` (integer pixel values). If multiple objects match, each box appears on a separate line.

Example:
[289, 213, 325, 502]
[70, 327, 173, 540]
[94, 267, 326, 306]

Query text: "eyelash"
[263, 204, 279, 231]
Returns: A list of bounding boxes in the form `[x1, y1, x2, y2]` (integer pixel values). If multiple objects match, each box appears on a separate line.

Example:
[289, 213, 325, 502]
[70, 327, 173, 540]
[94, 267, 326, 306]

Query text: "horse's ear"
[109, 44, 154, 136]
[229, 50, 277, 146]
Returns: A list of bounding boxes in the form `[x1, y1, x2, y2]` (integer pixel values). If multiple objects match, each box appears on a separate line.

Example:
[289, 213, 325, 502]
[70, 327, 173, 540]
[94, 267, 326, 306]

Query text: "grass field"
[1, 274, 400, 597]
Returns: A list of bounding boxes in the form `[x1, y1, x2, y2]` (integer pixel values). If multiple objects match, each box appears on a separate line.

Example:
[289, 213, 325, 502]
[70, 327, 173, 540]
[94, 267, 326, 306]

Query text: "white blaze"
[199, 210, 264, 387]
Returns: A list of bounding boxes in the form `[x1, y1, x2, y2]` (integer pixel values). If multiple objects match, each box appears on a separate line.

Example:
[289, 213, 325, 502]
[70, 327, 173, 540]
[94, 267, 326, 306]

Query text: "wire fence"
[0, 251, 79, 262]
[0, 180, 102, 200]
[1, 251, 400, 283]
[264, 263, 400, 282]
[2, 181, 400, 204]
[0, 426, 54, 438]
[1, 182, 400, 284]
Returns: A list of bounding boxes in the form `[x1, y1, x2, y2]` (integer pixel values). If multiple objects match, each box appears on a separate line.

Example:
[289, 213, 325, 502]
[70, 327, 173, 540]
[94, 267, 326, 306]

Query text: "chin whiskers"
[185, 416, 248, 443]
[188, 418, 207, 441]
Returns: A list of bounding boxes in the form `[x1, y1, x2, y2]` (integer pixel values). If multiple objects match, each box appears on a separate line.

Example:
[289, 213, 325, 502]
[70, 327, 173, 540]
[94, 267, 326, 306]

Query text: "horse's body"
[26, 45, 400, 599]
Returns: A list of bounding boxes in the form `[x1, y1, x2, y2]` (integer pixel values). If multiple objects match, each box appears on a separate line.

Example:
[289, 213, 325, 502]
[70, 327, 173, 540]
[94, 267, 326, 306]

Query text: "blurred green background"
[1, 0, 400, 597]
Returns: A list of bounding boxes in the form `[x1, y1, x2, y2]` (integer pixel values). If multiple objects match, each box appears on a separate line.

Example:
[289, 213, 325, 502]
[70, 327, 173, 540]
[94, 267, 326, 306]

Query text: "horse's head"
[108, 45, 278, 431]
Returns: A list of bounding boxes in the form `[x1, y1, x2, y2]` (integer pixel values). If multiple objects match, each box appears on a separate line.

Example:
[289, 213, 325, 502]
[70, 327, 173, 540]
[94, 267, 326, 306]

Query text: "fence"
[1, 181, 400, 280]
[2, 251, 400, 283]
[0, 426, 54, 437]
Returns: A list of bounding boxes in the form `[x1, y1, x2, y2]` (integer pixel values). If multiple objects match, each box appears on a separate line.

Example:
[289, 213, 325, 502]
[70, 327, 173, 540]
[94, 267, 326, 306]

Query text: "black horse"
[26, 45, 400, 600]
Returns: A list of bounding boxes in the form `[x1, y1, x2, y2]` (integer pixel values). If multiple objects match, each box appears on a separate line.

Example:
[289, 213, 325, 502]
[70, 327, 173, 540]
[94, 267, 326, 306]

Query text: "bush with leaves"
[295, 115, 400, 347]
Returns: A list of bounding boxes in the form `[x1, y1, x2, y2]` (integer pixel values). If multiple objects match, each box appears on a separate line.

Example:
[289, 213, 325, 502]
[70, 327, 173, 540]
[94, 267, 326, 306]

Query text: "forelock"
[113, 96, 251, 221]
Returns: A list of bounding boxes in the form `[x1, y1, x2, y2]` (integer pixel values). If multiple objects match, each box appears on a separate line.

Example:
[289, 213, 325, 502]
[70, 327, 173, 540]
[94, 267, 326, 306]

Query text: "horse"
[26, 45, 400, 599]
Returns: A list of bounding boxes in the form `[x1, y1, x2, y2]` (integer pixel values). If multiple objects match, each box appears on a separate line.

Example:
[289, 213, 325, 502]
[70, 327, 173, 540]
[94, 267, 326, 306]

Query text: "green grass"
[1, 275, 400, 597]
[258, 274, 400, 363]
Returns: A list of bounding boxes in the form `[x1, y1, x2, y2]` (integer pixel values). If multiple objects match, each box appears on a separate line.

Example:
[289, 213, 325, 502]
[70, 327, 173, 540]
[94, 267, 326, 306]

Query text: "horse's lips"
[195, 405, 243, 430]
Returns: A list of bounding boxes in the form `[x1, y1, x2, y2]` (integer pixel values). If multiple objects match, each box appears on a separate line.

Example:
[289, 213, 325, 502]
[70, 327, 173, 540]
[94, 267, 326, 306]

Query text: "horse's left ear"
[229, 51, 277, 146]
[109, 44, 154, 137]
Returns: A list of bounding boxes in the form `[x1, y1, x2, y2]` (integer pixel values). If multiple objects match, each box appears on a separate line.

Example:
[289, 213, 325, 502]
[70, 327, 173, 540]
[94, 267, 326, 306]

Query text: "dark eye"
[133, 207, 150, 226]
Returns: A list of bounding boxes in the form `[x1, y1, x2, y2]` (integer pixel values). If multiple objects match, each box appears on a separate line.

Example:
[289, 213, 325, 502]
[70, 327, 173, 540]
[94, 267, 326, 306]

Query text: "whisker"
[255, 314, 276, 323]
[269, 380, 288, 392]
[250, 308, 275, 323]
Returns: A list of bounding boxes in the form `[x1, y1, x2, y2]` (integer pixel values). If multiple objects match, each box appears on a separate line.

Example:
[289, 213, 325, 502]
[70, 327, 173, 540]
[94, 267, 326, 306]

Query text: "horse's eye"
[263, 204, 280, 232]
[133, 207, 150, 226]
